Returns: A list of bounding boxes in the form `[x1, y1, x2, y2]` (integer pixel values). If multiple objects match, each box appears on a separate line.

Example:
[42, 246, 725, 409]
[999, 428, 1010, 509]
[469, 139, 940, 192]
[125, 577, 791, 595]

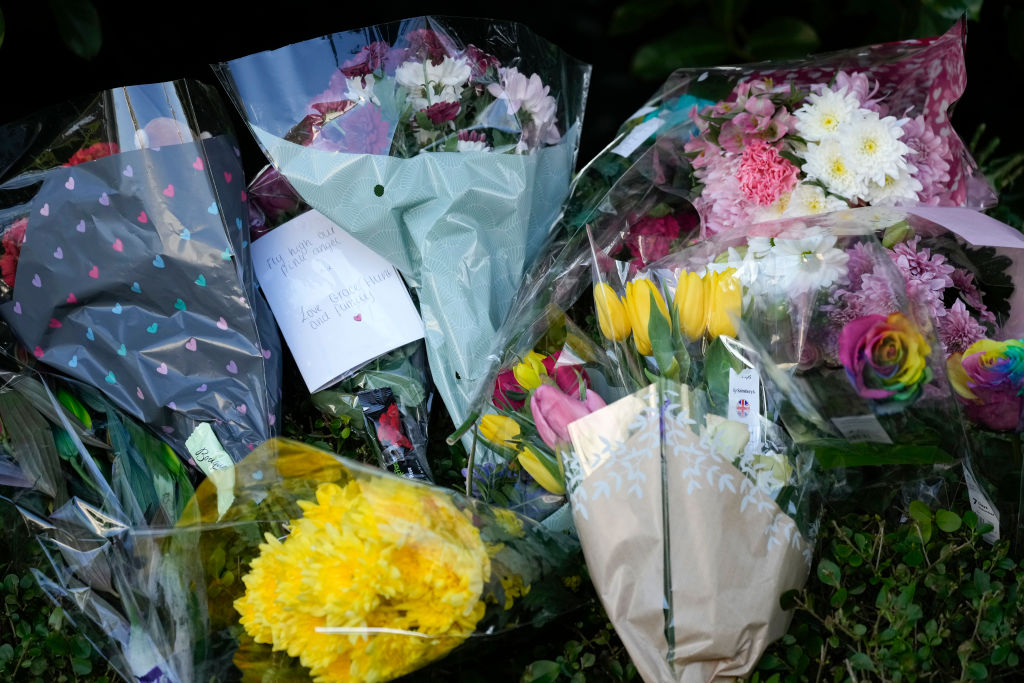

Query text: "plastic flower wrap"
[656, 207, 975, 497]
[213, 16, 590, 443]
[0, 348, 198, 681]
[246, 165, 434, 481]
[672, 18, 992, 237]
[0, 80, 283, 462]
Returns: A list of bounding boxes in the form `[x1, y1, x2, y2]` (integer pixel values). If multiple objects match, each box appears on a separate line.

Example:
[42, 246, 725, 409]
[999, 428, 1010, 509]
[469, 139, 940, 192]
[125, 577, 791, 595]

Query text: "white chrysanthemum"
[782, 183, 850, 218]
[838, 112, 911, 186]
[770, 233, 850, 296]
[344, 75, 380, 106]
[801, 138, 869, 201]
[862, 165, 924, 205]
[794, 88, 861, 142]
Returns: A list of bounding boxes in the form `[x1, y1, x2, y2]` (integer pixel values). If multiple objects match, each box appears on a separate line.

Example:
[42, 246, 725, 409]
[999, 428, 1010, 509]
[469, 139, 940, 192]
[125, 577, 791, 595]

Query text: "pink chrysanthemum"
[888, 237, 955, 293]
[940, 299, 987, 355]
[845, 242, 878, 289]
[901, 115, 952, 203]
[736, 139, 799, 206]
[693, 154, 757, 236]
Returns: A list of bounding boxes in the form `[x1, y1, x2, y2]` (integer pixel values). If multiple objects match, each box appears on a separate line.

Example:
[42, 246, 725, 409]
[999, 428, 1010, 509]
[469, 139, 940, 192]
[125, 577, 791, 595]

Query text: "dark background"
[1, 1, 1022, 201]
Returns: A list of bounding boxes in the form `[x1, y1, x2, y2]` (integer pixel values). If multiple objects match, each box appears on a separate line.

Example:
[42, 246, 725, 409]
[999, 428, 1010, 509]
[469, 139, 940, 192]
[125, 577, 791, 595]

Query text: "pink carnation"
[422, 101, 460, 125]
[693, 154, 757, 236]
[736, 139, 799, 206]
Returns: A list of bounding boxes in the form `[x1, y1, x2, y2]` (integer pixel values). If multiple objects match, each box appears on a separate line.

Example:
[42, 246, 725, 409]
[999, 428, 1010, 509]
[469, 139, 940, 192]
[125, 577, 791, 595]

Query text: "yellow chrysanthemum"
[235, 478, 491, 683]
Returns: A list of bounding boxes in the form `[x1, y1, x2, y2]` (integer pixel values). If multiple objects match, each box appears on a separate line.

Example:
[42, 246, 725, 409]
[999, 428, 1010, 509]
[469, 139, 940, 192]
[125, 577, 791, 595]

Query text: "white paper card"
[832, 414, 893, 444]
[251, 210, 424, 393]
[185, 422, 235, 519]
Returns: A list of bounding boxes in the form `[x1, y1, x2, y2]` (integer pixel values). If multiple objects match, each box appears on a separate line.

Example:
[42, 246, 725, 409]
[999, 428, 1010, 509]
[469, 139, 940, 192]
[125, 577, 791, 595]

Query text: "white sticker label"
[727, 367, 761, 447]
[185, 423, 235, 519]
[610, 118, 665, 158]
[962, 461, 1000, 544]
[831, 415, 893, 444]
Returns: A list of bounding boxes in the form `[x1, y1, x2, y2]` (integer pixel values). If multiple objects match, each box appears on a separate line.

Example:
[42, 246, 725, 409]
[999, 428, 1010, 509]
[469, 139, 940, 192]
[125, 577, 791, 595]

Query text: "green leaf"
[816, 559, 841, 588]
[48, 0, 102, 60]
[848, 652, 876, 671]
[521, 659, 561, 683]
[71, 657, 92, 676]
[0, 8, 5, 49]
[965, 661, 988, 680]
[935, 509, 962, 533]
[609, 0, 679, 35]
[745, 17, 820, 61]
[704, 335, 745, 408]
[0, 391, 67, 502]
[631, 25, 733, 80]
[809, 439, 955, 468]
[908, 500, 932, 526]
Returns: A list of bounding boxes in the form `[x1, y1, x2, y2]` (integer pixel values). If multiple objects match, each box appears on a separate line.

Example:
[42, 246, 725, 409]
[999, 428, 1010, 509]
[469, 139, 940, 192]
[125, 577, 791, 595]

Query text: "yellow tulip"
[593, 282, 631, 341]
[477, 414, 521, 448]
[673, 270, 708, 342]
[624, 277, 670, 356]
[706, 268, 742, 339]
[512, 350, 548, 390]
[517, 445, 566, 495]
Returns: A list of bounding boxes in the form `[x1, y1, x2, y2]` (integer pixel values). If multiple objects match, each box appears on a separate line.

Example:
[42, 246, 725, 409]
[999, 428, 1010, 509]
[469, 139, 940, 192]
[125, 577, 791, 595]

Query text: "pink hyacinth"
[736, 139, 799, 206]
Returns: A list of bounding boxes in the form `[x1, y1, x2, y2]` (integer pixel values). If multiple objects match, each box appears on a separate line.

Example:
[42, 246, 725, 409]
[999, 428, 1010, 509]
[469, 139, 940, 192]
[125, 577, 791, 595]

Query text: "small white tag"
[610, 118, 665, 158]
[727, 367, 761, 447]
[962, 461, 1000, 543]
[185, 423, 235, 519]
[831, 415, 893, 444]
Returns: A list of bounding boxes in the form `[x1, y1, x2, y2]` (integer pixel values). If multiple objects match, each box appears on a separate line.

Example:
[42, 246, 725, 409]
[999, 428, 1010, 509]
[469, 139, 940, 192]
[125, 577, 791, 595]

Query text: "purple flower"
[940, 299, 987, 355]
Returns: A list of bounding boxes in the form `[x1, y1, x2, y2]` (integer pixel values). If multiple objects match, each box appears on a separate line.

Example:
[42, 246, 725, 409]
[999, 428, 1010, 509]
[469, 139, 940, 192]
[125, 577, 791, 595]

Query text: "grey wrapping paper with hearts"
[0, 80, 282, 463]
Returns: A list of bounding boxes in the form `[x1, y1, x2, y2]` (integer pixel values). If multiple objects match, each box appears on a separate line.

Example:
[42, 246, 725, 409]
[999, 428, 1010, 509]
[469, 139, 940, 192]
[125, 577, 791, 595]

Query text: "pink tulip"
[530, 383, 606, 450]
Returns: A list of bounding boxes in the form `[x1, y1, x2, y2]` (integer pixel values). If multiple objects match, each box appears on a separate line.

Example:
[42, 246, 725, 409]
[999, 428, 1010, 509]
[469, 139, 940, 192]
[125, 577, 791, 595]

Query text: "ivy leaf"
[48, 0, 102, 60]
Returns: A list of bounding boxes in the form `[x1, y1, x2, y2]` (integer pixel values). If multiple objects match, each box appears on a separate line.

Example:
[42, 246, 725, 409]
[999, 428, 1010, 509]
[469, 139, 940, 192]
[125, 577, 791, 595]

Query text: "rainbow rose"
[946, 338, 1024, 432]
[838, 312, 933, 412]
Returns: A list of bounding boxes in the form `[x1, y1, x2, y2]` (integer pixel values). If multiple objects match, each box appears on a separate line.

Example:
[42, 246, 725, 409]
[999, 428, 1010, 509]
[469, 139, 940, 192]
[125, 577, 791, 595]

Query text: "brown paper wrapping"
[566, 383, 811, 683]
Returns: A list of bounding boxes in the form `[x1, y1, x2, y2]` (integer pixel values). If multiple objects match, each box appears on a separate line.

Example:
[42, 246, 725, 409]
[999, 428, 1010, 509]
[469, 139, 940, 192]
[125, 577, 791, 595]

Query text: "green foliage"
[749, 495, 1024, 682]
[610, 0, 984, 81]
[47, 0, 101, 60]
[0, 503, 114, 682]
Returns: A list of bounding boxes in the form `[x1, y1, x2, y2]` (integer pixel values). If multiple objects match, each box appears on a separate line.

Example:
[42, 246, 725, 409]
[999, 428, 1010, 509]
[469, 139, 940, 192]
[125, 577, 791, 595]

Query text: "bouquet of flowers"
[677, 18, 994, 237]
[16, 427, 583, 682]
[0, 80, 283, 463]
[247, 165, 434, 481]
[213, 16, 590, 442]
[466, 315, 623, 525]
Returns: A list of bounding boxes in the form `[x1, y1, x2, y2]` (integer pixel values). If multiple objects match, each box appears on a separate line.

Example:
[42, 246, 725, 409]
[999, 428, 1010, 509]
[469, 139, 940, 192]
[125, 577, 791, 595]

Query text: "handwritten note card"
[252, 210, 424, 393]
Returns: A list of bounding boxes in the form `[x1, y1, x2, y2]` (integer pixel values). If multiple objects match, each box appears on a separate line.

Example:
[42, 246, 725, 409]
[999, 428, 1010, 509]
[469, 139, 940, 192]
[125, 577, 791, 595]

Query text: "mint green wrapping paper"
[251, 124, 579, 433]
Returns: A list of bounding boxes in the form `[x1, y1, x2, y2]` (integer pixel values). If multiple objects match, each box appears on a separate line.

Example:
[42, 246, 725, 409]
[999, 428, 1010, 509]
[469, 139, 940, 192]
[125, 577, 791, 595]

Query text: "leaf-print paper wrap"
[566, 382, 811, 683]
